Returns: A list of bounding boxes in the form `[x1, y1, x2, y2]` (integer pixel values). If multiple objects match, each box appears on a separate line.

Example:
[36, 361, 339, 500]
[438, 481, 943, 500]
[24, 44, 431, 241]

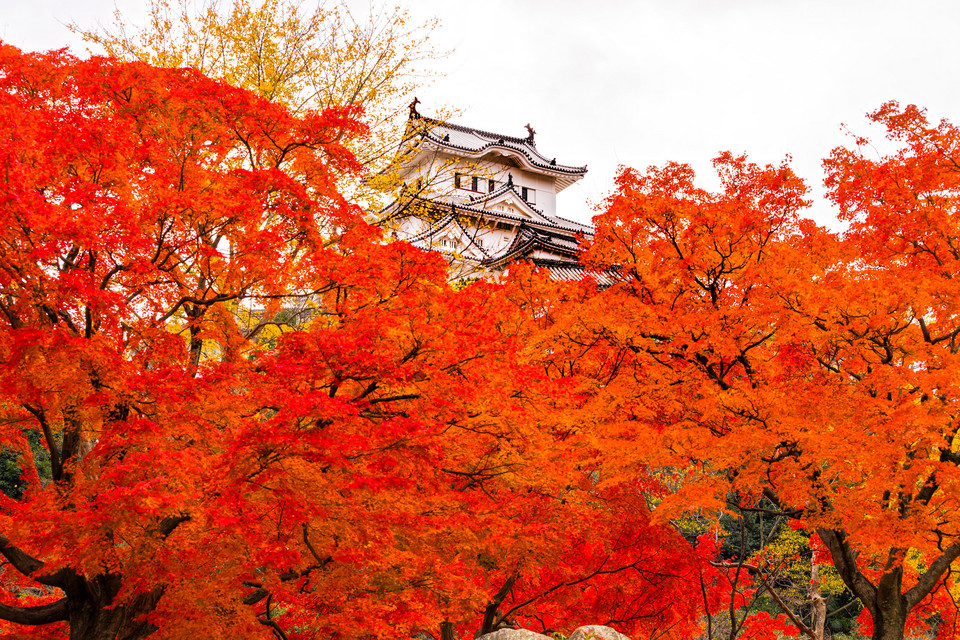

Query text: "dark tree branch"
[817, 529, 878, 617]
[242, 588, 269, 606]
[480, 572, 518, 635]
[0, 598, 68, 625]
[0, 535, 68, 587]
[742, 563, 820, 640]
[156, 514, 191, 539]
[23, 405, 62, 482]
[301, 525, 334, 569]
[259, 616, 290, 640]
[904, 542, 960, 610]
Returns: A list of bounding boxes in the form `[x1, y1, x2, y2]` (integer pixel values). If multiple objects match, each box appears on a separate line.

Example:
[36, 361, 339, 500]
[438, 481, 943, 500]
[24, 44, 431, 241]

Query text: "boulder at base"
[568, 626, 631, 640]
[477, 630, 553, 640]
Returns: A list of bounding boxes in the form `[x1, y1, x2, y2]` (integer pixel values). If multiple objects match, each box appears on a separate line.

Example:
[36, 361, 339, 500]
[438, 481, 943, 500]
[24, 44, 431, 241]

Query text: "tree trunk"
[441, 621, 456, 640]
[478, 573, 518, 636]
[817, 530, 917, 640]
[867, 605, 908, 640]
[63, 574, 161, 640]
[869, 568, 908, 640]
[808, 564, 826, 640]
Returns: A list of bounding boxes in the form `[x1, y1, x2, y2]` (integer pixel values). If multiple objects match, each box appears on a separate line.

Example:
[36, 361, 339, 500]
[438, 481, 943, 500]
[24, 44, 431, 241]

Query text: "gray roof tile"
[411, 116, 587, 176]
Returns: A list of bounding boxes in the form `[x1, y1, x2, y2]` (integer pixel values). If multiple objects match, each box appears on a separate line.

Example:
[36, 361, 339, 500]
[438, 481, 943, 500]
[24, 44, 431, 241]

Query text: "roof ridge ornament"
[409, 96, 421, 119]
[525, 123, 536, 144]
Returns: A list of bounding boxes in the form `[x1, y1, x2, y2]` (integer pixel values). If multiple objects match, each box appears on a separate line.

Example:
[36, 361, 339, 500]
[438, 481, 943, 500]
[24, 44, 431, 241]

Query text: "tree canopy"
[10, 11, 960, 640]
[525, 105, 960, 640]
[72, 0, 445, 208]
[0, 44, 710, 640]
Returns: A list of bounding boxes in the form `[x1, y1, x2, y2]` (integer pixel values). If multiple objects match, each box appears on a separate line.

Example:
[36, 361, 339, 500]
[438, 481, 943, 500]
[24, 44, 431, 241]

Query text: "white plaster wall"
[427, 153, 561, 217]
[505, 167, 557, 217]
[397, 138, 578, 221]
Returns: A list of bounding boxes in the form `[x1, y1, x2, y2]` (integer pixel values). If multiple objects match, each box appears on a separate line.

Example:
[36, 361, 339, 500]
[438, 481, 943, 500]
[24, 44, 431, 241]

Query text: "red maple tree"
[0, 45, 713, 640]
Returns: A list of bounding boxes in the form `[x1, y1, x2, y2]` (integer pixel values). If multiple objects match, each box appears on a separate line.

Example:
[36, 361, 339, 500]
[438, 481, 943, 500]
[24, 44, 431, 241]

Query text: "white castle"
[382, 101, 604, 282]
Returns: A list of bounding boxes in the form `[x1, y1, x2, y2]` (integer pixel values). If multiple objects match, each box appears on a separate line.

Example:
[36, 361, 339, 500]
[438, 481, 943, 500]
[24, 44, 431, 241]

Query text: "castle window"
[521, 187, 536, 204]
[456, 173, 485, 193]
[488, 179, 496, 192]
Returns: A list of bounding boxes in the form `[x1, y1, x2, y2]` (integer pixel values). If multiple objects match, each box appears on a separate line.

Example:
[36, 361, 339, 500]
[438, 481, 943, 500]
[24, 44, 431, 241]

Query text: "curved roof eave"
[432, 140, 585, 174]
[428, 141, 586, 190]
[451, 200, 593, 235]
[408, 116, 587, 187]
[404, 213, 456, 243]
[433, 186, 594, 234]
[481, 227, 582, 269]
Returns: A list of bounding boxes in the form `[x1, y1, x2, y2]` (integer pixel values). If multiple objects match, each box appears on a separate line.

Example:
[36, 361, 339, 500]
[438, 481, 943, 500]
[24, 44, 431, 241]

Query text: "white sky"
[3, 0, 959, 227]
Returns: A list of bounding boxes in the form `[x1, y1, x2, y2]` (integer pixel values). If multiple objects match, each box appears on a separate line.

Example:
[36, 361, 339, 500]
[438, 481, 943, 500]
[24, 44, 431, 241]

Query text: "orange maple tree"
[0, 45, 716, 640]
[548, 110, 960, 640]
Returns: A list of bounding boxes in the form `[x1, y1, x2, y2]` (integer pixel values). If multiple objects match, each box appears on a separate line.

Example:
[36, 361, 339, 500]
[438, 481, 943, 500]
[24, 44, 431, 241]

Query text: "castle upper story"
[397, 107, 587, 220]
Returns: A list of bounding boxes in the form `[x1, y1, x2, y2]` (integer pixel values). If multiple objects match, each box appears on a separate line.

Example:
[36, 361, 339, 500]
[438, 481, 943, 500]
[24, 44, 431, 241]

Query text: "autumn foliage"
[9, 27, 960, 640]
[0, 44, 714, 640]
[527, 106, 960, 640]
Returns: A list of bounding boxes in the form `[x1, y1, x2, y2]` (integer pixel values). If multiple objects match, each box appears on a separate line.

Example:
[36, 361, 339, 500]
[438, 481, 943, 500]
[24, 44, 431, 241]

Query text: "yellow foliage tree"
[72, 0, 444, 206]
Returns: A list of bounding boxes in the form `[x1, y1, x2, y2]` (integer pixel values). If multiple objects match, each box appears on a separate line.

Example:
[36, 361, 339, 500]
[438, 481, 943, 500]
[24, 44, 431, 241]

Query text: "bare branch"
[905, 542, 960, 610]
[0, 598, 68, 625]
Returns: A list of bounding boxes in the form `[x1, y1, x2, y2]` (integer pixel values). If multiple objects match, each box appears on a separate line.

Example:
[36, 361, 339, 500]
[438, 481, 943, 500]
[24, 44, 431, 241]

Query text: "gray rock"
[568, 626, 631, 640]
[477, 630, 553, 640]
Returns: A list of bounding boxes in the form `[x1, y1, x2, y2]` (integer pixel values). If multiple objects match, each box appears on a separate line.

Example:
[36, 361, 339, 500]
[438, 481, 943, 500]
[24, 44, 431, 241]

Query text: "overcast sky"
[3, 0, 959, 227]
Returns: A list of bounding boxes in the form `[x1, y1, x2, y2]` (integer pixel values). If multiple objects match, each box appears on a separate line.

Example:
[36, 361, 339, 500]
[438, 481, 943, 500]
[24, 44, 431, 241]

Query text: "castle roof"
[391, 186, 593, 238]
[407, 115, 587, 192]
[394, 200, 620, 288]
[482, 225, 580, 269]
